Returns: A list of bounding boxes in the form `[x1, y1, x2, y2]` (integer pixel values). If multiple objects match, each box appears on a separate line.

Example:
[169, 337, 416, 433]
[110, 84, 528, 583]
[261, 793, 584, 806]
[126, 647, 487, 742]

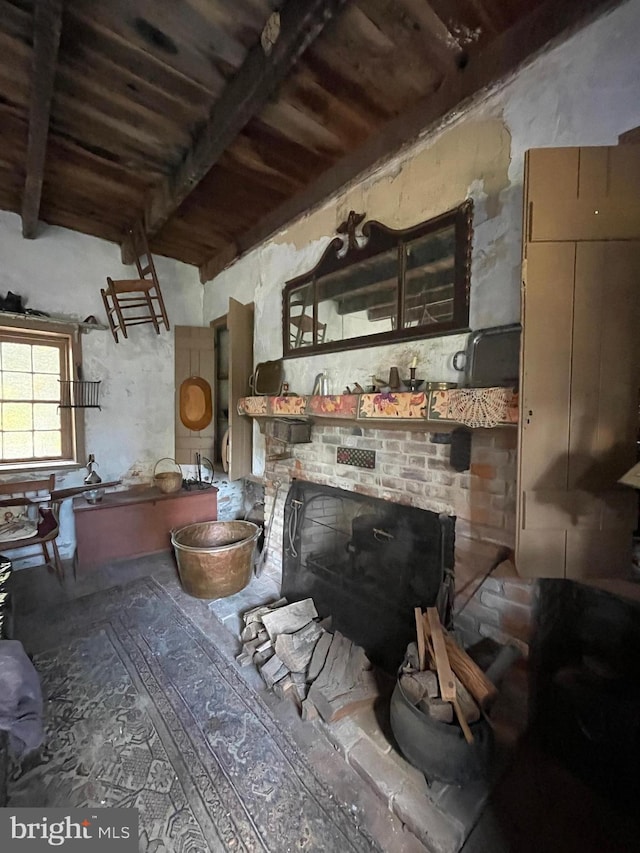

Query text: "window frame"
[0, 317, 85, 472]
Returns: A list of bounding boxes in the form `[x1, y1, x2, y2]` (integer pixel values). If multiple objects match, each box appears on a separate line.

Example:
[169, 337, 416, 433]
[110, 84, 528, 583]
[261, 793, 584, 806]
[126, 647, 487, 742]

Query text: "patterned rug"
[8, 577, 379, 853]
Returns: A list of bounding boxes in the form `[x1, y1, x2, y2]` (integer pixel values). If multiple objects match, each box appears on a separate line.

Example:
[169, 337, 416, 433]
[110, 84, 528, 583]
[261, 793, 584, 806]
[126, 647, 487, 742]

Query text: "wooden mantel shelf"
[238, 388, 518, 429]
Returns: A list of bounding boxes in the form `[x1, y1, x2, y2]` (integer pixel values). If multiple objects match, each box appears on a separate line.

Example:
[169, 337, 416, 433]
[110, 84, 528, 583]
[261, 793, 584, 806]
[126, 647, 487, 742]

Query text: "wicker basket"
[153, 457, 183, 494]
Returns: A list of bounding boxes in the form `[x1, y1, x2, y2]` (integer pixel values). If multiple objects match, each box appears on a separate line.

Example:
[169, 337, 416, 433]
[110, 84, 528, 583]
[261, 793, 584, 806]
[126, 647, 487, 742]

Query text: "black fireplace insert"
[282, 480, 455, 673]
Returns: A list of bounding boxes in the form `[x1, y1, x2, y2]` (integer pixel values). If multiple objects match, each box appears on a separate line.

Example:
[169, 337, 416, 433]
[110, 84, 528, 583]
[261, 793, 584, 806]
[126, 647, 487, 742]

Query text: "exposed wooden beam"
[21, 0, 63, 239]
[199, 0, 623, 283]
[128, 0, 349, 255]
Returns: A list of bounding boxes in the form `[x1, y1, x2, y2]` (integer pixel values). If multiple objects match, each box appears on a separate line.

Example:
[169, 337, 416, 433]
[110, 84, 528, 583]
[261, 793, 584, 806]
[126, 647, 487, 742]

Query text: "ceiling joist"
[21, 0, 63, 239]
[122, 0, 349, 262]
[198, 0, 622, 283]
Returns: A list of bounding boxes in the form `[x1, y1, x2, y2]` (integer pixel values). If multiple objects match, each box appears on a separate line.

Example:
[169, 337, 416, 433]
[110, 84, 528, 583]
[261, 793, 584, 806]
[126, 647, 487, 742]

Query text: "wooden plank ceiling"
[0, 0, 621, 281]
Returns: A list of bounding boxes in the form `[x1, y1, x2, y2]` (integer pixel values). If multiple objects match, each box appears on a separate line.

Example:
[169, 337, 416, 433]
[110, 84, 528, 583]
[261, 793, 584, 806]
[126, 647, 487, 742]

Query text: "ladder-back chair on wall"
[101, 222, 170, 343]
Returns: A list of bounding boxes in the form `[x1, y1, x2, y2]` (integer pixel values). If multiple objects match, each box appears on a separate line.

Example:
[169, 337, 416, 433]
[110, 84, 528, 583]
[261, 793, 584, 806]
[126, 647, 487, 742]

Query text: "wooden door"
[517, 146, 640, 580]
[174, 326, 216, 465]
[228, 298, 254, 481]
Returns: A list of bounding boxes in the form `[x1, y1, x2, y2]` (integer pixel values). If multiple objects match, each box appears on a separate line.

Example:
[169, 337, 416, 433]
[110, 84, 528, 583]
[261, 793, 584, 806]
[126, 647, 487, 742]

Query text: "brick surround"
[262, 422, 537, 668]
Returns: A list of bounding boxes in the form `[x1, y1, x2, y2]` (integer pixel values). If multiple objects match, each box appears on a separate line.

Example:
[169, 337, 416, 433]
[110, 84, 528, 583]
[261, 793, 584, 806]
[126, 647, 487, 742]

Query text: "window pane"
[32, 345, 61, 374]
[3, 431, 33, 459]
[2, 371, 32, 400]
[34, 431, 61, 457]
[33, 373, 60, 401]
[1, 342, 32, 372]
[2, 402, 33, 431]
[33, 403, 60, 431]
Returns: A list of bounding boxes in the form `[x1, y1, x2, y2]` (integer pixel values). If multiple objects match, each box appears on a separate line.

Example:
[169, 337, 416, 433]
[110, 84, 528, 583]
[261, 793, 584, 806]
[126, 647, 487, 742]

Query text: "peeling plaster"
[271, 118, 512, 252]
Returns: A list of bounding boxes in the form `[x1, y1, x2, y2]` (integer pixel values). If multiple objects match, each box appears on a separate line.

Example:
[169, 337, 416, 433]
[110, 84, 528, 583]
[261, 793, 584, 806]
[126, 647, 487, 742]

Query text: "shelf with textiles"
[237, 387, 518, 429]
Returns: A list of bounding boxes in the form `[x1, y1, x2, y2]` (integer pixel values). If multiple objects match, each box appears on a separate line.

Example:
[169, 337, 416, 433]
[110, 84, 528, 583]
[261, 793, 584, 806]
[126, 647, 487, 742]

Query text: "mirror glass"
[402, 224, 456, 328]
[283, 202, 472, 357]
[316, 247, 399, 344]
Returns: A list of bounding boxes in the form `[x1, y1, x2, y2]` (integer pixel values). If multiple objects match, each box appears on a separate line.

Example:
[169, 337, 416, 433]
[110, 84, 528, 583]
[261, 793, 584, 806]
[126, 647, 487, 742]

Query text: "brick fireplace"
[262, 421, 535, 673]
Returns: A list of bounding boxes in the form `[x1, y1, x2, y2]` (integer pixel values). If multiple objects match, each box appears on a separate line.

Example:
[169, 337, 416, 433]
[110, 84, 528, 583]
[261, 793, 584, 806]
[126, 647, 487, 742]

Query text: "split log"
[426, 608, 456, 703]
[253, 647, 275, 666]
[419, 696, 454, 723]
[307, 631, 332, 683]
[259, 654, 289, 688]
[242, 637, 265, 655]
[400, 673, 424, 705]
[427, 608, 473, 744]
[403, 641, 420, 672]
[243, 597, 288, 625]
[261, 598, 318, 640]
[415, 606, 426, 671]
[241, 622, 260, 642]
[415, 669, 439, 699]
[236, 650, 254, 667]
[274, 621, 322, 672]
[301, 697, 319, 721]
[288, 681, 308, 702]
[273, 674, 293, 699]
[423, 614, 498, 709]
[454, 675, 480, 723]
[400, 670, 439, 706]
[307, 632, 379, 723]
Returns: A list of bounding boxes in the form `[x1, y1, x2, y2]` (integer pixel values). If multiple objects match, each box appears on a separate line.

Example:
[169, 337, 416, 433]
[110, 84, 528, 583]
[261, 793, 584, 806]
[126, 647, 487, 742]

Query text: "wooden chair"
[0, 475, 64, 581]
[101, 222, 170, 343]
[289, 298, 327, 348]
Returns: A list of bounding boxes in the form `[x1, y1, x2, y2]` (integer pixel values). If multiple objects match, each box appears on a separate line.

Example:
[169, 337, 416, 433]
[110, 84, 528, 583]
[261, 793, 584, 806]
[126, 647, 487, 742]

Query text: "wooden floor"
[9, 556, 640, 853]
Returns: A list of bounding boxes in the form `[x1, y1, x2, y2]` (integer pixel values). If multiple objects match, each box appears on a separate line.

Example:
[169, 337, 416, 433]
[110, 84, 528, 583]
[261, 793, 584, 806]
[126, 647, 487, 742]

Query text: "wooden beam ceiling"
[199, 0, 622, 283]
[21, 0, 63, 239]
[123, 0, 350, 261]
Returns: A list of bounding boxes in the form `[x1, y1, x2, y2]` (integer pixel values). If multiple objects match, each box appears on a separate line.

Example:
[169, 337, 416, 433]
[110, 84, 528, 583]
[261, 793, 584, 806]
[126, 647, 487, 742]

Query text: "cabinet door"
[228, 298, 254, 481]
[518, 145, 640, 580]
[518, 238, 640, 579]
[524, 146, 640, 242]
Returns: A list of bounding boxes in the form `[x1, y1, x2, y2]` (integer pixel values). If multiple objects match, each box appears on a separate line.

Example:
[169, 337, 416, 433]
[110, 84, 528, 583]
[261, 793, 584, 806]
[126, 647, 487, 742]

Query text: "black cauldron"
[390, 680, 493, 785]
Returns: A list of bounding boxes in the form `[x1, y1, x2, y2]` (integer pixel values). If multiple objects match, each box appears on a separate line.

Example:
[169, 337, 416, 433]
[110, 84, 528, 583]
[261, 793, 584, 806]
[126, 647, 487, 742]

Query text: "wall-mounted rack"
[59, 380, 102, 409]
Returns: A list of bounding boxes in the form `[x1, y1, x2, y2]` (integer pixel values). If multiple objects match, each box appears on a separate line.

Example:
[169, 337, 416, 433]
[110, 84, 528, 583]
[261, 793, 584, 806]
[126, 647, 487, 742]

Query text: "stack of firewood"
[236, 597, 380, 722]
[399, 607, 498, 743]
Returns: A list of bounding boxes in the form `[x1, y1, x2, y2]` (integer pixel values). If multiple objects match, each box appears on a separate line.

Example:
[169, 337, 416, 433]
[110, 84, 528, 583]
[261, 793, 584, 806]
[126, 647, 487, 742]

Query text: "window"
[0, 323, 83, 470]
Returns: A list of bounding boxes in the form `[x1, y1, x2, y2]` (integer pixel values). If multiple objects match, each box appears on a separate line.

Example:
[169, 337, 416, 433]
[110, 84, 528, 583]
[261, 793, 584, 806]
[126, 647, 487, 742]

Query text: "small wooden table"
[73, 486, 218, 571]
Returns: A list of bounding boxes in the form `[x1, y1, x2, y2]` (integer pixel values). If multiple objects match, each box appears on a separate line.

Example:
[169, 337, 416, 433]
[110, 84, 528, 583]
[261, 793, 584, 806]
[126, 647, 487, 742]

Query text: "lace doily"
[447, 387, 510, 428]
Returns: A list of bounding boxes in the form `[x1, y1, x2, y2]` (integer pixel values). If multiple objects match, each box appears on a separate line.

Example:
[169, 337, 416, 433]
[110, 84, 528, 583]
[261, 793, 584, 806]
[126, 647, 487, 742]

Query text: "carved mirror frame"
[282, 200, 473, 358]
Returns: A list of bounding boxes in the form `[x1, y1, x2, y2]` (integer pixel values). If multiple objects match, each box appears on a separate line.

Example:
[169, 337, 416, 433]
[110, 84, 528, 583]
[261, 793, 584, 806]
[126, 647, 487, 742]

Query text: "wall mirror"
[283, 201, 473, 358]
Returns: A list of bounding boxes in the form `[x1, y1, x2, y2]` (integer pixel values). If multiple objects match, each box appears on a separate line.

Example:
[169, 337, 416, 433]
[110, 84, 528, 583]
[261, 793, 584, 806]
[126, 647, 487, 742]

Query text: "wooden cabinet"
[517, 146, 640, 580]
[73, 487, 217, 571]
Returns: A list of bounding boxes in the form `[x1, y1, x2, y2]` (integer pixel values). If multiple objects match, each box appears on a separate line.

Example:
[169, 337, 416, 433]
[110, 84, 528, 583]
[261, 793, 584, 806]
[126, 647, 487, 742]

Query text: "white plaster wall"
[203, 0, 640, 476]
[0, 211, 241, 566]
